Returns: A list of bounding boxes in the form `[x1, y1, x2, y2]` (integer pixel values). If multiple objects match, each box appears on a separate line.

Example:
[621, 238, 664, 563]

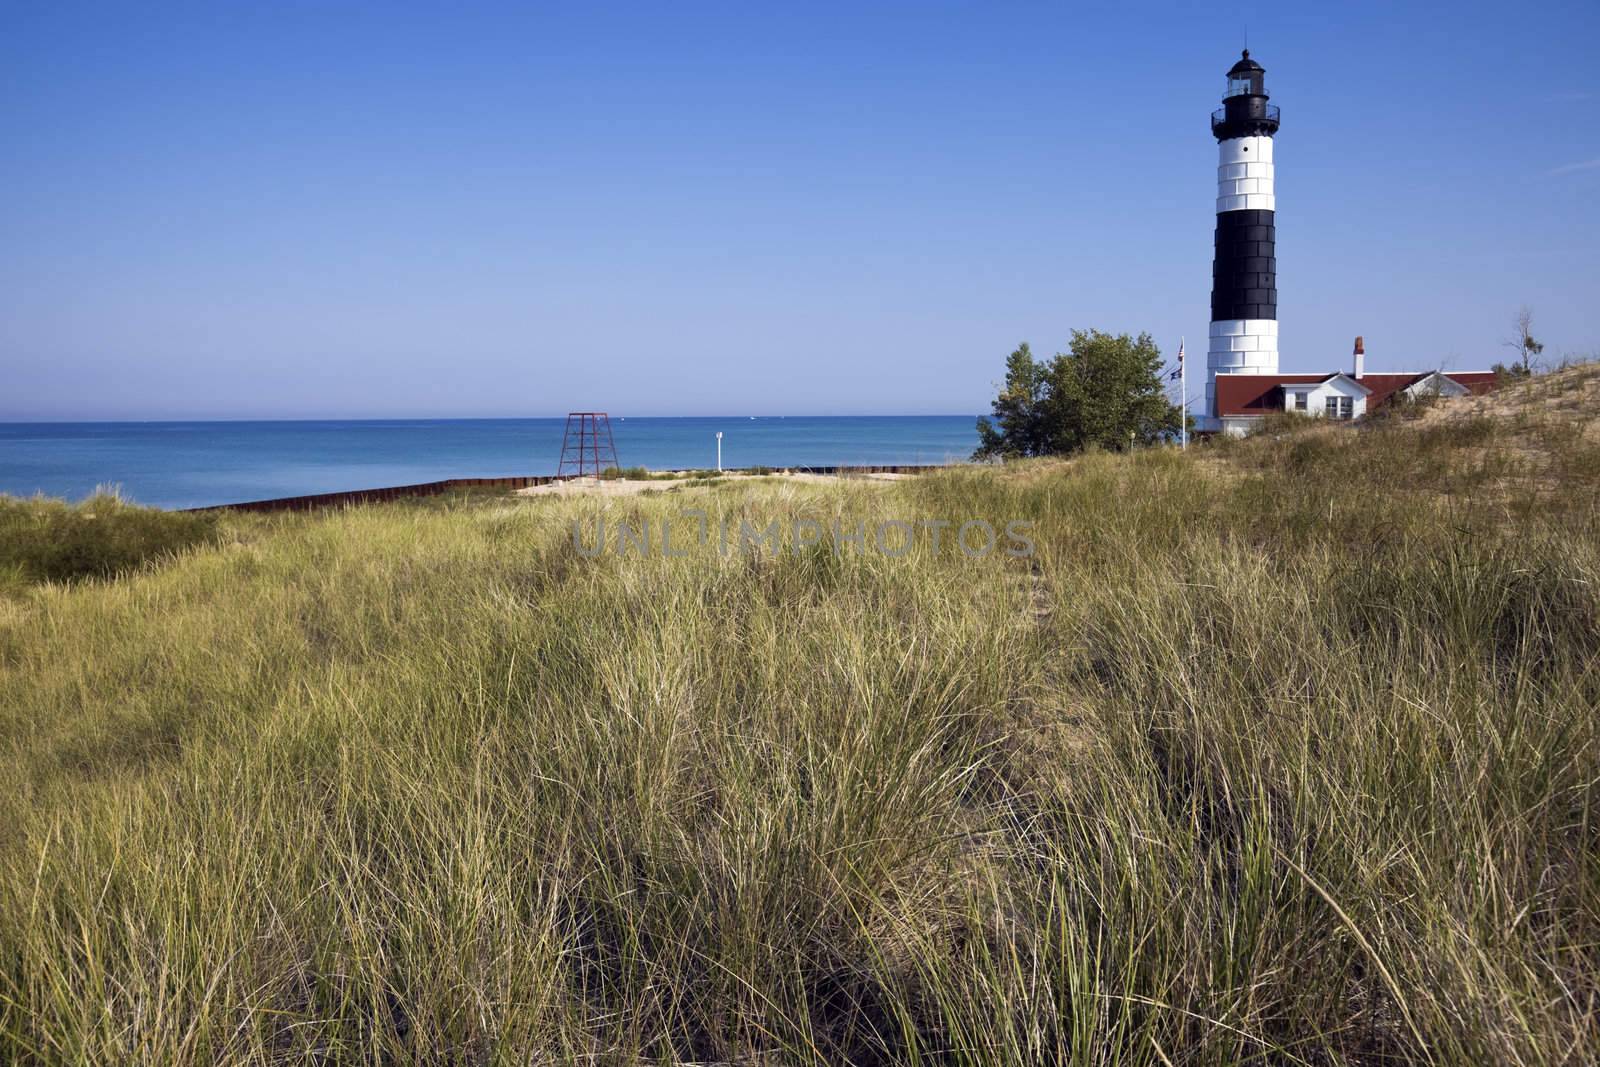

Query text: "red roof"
[1442, 372, 1498, 394]
[1215, 374, 1327, 416]
[1215, 371, 1499, 417]
[1350, 373, 1425, 409]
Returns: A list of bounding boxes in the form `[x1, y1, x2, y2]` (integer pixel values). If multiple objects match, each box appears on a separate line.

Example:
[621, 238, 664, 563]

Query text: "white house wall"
[1404, 375, 1470, 399]
[1305, 379, 1368, 418]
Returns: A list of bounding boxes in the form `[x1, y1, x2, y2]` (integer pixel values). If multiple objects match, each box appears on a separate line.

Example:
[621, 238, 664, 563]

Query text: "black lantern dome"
[1225, 51, 1265, 96]
[1212, 50, 1280, 140]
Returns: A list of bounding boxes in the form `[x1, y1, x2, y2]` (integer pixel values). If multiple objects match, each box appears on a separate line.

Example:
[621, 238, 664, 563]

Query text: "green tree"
[974, 330, 1182, 459]
[973, 343, 1051, 459]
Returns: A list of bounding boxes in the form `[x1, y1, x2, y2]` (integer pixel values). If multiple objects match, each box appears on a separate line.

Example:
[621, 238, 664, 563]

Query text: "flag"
[1168, 339, 1184, 381]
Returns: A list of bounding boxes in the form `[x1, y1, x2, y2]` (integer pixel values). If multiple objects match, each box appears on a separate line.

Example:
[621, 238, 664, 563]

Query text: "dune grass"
[1, 370, 1597, 1064]
[0, 492, 221, 595]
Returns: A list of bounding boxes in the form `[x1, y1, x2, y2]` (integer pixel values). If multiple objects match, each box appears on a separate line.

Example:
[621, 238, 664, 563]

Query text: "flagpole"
[1179, 335, 1188, 451]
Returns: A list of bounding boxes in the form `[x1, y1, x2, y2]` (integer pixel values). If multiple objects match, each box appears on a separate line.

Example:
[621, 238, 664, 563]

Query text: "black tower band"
[1211, 210, 1276, 321]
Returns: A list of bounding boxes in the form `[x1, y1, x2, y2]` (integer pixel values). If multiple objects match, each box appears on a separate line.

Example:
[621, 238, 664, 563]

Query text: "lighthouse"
[1203, 50, 1281, 430]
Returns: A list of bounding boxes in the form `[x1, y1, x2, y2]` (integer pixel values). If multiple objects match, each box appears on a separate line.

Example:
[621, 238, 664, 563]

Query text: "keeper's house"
[1211, 337, 1498, 437]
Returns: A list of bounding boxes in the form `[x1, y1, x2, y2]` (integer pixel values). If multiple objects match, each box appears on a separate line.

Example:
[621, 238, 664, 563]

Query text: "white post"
[1180, 335, 1188, 450]
[715, 432, 723, 472]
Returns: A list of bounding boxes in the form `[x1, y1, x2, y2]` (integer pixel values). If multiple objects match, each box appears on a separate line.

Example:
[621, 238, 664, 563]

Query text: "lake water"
[0, 416, 981, 510]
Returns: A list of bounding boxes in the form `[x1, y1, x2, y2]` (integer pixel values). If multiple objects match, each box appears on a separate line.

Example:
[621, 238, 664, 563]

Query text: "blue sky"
[2, 1, 1596, 419]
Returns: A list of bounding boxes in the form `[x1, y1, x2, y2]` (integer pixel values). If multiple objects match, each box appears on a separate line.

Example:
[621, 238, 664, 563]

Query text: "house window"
[1293, 392, 1308, 411]
[1324, 396, 1353, 420]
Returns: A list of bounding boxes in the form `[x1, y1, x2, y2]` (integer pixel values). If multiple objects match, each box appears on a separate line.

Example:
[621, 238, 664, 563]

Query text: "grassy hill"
[1, 364, 1597, 1065]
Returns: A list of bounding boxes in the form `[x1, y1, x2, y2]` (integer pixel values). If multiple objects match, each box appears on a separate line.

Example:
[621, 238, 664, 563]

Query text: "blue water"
[0, 416, 981, 510]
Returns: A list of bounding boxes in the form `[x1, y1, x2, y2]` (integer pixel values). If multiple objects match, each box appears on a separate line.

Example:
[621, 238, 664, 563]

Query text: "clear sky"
[2, 1, 1596, 420]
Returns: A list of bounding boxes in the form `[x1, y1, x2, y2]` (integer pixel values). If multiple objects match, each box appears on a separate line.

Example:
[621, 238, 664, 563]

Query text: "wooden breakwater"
[189, 464, 949, 514]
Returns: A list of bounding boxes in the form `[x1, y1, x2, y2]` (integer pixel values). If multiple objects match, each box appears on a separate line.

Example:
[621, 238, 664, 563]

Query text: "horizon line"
[0, 412, 988, 425]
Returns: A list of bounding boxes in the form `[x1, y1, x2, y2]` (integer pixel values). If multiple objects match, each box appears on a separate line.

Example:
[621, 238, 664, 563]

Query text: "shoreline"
[187, 463, 947, 514]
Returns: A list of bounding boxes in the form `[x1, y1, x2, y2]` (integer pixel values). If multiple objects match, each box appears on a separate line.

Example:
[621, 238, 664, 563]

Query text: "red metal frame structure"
[556, 412, 620, 477]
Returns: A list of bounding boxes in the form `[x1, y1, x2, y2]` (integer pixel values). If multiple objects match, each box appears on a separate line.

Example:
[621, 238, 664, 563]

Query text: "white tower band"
[1203, 51, 1281, 431]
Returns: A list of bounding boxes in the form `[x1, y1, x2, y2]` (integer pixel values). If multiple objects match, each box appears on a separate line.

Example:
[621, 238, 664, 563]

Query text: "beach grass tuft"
[0, 491, 221, 594]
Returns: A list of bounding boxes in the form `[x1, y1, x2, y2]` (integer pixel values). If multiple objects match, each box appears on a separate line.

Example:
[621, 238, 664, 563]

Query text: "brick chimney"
[1353, 336, 1365, 380]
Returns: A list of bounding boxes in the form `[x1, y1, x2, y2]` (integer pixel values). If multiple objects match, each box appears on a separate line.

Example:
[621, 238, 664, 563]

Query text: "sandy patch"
[514, 469, 912, 498]
[1414, 361, 1600, 440]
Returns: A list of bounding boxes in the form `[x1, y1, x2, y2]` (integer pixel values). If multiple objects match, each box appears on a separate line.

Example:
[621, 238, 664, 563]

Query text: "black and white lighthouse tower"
[1203, 50, 1281, 429]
